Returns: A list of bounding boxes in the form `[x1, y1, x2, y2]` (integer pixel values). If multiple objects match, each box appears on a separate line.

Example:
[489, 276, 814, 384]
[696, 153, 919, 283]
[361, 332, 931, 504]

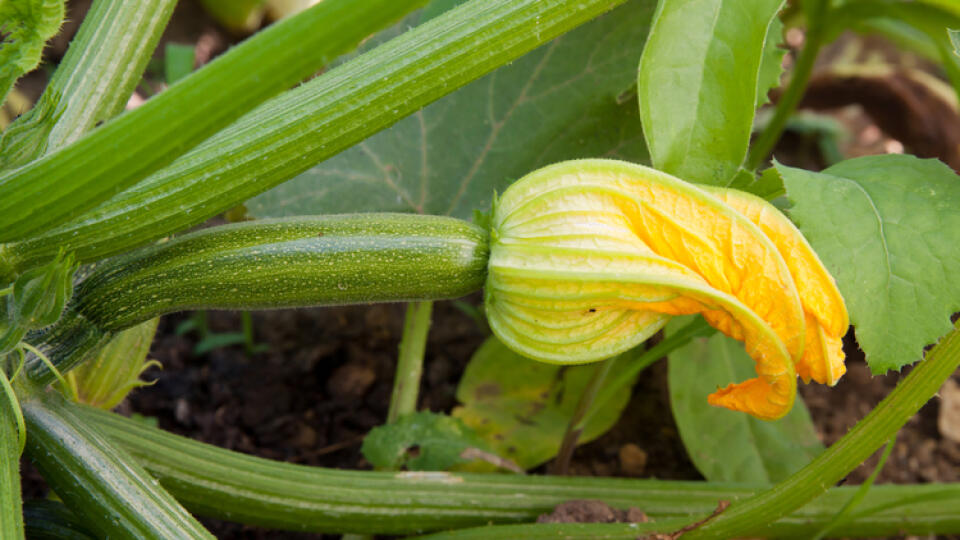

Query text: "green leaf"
[756, 15, 785, 108]
[0, 0, 65, 105]
[638, 0, 784, 186]
[247, 0, 654, 219]
[950, 28, 960, 56]
[667, 317, 823, 484]
[777, 155, 960, 374]
[361, 411, 493, 471]
[452, 336, 634, 469]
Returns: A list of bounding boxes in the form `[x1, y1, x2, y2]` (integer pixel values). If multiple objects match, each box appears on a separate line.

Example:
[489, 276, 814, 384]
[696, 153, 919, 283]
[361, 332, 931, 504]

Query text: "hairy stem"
[1, 0, 631, 277]
[20, 386, 212, 539]
[42, 0, 179, 153]
[0, 0, 427, 242]
[79, 404, 960, 536]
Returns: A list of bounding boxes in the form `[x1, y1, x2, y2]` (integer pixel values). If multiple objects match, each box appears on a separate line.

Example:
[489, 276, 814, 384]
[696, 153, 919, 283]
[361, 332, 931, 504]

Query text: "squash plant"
[2, 0, 960, 538]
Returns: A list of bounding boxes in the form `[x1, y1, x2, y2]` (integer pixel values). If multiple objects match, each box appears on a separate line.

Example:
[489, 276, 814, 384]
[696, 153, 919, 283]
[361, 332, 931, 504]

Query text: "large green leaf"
[452, 336, 634, 469]
[667, 317, 823, 484]
[637, 0, 784, 186]
[777, 155, 960, 373]
[247, 0, 654, 220]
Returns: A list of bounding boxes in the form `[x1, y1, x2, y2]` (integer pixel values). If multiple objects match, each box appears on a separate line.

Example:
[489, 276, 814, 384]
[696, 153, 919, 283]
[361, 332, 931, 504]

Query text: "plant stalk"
[0, 371, 23, 539]
[388, 301, 434, 423]
[0, 0, 428, 242]
[20, 386, 213, 539]
[746, 0, 830, 170]
[684, 322, 960, 538]
[80, 404, 960, 537]
[1, 0, 632, 278]
[41, 0, 179, 153]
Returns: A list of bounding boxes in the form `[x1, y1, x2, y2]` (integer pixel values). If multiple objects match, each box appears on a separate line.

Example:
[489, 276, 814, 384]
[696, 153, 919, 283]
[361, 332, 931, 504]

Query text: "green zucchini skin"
[28, 214, 488, 383]
[76, 213, 488, 331]
[21, 389, 213, 539]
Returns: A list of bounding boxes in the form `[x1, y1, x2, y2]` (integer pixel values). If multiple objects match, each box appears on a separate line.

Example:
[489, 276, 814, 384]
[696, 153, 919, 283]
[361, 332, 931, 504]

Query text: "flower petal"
[704, 187, 849, 385]
[486, 160, 805, 419]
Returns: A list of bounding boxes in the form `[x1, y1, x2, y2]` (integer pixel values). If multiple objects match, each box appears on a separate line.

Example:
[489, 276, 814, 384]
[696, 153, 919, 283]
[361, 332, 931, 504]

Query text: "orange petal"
[704, 187, 849, 385]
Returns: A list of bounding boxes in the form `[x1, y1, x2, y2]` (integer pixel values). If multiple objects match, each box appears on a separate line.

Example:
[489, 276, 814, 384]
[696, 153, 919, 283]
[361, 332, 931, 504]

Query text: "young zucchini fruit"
[28, 214, 488, 383]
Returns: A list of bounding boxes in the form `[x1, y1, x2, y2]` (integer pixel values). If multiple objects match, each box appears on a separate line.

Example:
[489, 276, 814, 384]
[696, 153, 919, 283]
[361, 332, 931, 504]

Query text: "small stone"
[326, 363, 376, 399]
[938, 378, 960, 443]
[618, 443, 648, 476]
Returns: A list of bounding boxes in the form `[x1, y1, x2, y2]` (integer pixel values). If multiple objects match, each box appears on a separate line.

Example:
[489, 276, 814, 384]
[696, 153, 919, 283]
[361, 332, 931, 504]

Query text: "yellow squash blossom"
[484, 159, 848, 420]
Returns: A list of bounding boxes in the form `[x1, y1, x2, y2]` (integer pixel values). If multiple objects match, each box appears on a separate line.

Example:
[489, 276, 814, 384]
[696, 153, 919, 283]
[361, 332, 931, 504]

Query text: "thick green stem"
[1, 0, 631, 278]
[0, 0, 427, 242]
[685, 322, 960, 538]
[79, 405, 960, 536]
[388, 301, 434, 423]
[811, 434, 897, 540]
[746, 0, 829, 170]
[0, 371, 23, 539]
[27, 215, 488, 384]
[20, 387, 212, 539]
[40, 0, 179, 153]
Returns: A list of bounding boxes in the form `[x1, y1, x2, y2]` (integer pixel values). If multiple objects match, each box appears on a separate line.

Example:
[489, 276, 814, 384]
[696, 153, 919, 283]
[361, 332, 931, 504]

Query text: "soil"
[14, 2, 960, 539]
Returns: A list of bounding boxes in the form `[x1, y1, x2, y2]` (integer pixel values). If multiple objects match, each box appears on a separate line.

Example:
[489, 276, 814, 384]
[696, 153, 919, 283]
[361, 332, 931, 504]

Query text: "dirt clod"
[618, 443, 648, 476]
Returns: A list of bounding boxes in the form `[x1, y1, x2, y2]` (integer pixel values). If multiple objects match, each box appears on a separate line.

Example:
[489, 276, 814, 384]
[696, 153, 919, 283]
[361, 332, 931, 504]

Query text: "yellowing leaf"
[703, 186, 849, 385]
[486, 159, 815, 420]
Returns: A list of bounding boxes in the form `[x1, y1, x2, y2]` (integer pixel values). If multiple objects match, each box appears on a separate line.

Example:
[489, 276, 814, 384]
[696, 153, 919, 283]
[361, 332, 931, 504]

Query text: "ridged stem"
[1, 0, 631, 277]
[41, 0, 179, 152]
[0, 371, 23, 539]
[80, 405, 960, 537]
[0, 0, 427, 242]
[20, 387, 212, 539]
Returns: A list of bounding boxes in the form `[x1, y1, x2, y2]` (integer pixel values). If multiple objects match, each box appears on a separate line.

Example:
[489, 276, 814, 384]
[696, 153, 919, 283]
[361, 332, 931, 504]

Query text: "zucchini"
[28, 213, 488, 383]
